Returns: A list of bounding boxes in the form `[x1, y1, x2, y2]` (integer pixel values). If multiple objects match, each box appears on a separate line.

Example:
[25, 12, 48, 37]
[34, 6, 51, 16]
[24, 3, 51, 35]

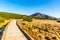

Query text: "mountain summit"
[31, 12, 57, 20]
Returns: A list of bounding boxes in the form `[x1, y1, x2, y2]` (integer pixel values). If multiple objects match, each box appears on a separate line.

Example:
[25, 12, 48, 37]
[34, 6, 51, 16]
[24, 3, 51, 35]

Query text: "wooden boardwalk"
[1, 19, 27, 40]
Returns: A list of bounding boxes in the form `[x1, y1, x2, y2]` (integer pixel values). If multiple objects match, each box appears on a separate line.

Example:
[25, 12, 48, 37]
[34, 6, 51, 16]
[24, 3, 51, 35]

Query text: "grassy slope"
[0, 12, 21, 19]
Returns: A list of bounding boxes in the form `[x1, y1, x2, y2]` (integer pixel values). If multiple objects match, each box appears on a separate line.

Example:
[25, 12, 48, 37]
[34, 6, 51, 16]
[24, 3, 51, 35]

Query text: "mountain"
[0, 12, 59, 22]
[57, 18, 60, 20]
[31, 12, 57, 20]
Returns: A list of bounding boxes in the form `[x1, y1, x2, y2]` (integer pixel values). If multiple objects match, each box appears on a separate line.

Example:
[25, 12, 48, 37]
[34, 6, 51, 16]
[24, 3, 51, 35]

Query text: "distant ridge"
[0, 12, 60, 20]
[57, 18, 60, 20]
[31, 12, 57, 20]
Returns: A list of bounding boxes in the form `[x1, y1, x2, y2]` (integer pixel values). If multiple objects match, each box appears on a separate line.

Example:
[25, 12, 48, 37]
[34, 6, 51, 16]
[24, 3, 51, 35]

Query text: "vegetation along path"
[1, 19, 27, 40]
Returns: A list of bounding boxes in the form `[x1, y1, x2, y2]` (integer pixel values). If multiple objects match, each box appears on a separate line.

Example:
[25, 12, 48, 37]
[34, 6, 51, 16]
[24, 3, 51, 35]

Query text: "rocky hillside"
[31, 12, 57, 20]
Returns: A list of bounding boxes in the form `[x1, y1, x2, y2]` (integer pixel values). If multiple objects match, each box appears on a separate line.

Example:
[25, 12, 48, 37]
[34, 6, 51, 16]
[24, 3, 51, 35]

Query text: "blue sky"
[0, 0, 60, 18]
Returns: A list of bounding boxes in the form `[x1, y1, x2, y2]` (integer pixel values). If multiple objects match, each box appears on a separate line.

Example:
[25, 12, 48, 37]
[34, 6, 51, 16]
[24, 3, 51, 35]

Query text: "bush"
[57, 20, 60, 22]
[22, 23, 25, 25]
[0, 17, 5, 23]
[23, 16, 32, 22]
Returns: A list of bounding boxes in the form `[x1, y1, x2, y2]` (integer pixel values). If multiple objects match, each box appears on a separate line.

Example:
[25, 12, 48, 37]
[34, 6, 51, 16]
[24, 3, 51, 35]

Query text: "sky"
[0, 0, 60, 18]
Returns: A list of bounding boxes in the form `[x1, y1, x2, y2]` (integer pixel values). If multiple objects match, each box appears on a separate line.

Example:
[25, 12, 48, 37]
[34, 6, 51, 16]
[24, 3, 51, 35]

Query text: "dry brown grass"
[18, 19, 60, 40]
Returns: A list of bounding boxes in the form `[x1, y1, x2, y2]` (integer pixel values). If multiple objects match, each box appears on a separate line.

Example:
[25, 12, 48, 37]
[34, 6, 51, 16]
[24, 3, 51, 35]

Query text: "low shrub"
[0, 17, 5, 23]
[57, 20, 60, 22]
[23, 16, 32, 22]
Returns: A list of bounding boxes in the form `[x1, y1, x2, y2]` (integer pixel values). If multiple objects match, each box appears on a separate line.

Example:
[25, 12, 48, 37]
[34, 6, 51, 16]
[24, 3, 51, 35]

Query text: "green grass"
[0, 12, 34, 22]
[0, 12, 33, 22]
[0, 17, 5, 23]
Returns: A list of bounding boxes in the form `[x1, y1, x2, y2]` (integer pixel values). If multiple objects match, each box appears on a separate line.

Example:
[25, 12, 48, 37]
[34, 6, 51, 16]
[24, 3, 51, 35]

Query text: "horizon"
[0, 0, 60, 18]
